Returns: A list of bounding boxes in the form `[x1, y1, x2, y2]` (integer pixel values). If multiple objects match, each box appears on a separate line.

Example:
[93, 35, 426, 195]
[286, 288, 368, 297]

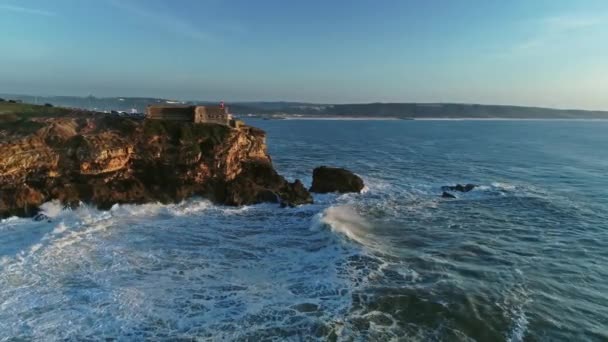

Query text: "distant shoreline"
[255, 116, 608, 121]
[3, 94, 608, 120]
[280, 116, 402, 121]
[412, 117, 608, 121]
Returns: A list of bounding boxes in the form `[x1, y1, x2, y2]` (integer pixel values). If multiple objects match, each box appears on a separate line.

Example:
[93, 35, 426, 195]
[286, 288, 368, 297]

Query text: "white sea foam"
[490, 182, 516, 191]
[500, 277, 531, 342]
[312, 205, 372, 246]
[0, 199, 374, 340]
[0, 173, 545, 340]
[38, 200, 67, 218]
[507, 309, 529, 342]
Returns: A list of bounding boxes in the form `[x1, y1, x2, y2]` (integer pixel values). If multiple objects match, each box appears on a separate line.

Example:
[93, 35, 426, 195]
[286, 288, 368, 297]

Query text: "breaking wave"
[311, 205, 372, 246]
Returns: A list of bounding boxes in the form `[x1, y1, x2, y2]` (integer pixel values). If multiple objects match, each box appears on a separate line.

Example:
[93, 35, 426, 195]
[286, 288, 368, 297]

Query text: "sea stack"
[309, 166, 365, 194]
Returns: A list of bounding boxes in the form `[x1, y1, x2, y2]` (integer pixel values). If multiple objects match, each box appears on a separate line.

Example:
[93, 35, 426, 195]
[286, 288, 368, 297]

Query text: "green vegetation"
[181, 140, 202, 158]
[0, 103, 73, 137]
[144, 120, 230, 146]
[179, 125, 195, 142]
[0, 118, 44, 136]
[191, 123, 230, 145]
[143, 119, 168, 137]
[99, 116, 138, 135]
[0, 102, 71, 119]
[143, 120, 231, 158]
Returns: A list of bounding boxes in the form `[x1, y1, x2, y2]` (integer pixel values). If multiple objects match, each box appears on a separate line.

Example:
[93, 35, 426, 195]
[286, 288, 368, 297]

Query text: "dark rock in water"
[462, 184, 476, 192]
[221, 161, 313, 207]
[33, 213, 50, 221]
[282, 179, 313, 206]
[441, 183, 476, 193]
[310, 166, 364, 194]
[442, 192, 457, 199]
[256, 189, 280, 203]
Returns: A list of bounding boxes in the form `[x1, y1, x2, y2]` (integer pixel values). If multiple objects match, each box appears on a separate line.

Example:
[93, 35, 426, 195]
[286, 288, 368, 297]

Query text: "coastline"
[254, 116, 608, 121]
[280, 116, 402, 121]
[412, 117, 608, 121]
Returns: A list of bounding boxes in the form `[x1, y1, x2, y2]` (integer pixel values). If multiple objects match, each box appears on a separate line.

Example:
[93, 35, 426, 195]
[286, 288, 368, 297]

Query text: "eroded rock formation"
[0, 116, 312, 217]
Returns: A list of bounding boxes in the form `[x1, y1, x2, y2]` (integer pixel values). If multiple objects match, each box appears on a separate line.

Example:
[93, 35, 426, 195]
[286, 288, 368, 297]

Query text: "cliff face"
[0, 117, 312, 217]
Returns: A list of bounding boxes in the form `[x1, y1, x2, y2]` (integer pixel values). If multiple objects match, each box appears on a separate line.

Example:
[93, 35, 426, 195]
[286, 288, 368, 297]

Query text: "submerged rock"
[32, 212, 50, 222]
[441, 191, 457, 199]
[441, 183, 476, 193]
[0, 114, 313, 217]
[309, 166, 364, 194]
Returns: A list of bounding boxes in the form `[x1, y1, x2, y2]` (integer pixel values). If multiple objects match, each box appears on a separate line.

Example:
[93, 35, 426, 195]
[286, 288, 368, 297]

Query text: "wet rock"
[0, 186, 45, 218]
[310, 166, 364, 194]
[441, 183, 476, 193]
[32, 213, 50, 222]
[441, 191, 457, 199]
[222, 161, 312, 207]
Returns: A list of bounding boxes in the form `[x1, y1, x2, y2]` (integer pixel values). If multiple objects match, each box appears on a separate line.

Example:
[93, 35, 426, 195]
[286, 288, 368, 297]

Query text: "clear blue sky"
[1, 0, 607, 109]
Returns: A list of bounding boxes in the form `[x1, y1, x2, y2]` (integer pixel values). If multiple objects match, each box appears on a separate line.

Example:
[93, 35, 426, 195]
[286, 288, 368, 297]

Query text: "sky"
[1, 0, 607, 110]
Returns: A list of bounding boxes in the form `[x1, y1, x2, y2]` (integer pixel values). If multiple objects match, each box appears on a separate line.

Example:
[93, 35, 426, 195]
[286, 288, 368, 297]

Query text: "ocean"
[1, 119, 607, 341]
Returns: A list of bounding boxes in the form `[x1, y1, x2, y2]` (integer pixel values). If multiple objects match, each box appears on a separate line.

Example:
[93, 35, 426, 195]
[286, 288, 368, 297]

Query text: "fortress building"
[146, 102, 241, 127]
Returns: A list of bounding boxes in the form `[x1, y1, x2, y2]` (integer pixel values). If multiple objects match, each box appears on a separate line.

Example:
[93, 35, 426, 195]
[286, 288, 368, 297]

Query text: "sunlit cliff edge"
[0, 103, 312, 218]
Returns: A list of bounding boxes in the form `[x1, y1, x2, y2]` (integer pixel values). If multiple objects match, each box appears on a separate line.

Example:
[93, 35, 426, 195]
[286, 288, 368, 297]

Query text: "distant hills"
[2, 94, 608, 119]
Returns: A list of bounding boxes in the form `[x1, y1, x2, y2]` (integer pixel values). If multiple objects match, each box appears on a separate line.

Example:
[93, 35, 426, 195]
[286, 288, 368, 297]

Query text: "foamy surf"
[0, 198, 379, 340]
[311, 205, 372, 245]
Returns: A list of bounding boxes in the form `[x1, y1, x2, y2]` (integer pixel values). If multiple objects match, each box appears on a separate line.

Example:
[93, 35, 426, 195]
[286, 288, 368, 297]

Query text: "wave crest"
[312, 205, 373, 246]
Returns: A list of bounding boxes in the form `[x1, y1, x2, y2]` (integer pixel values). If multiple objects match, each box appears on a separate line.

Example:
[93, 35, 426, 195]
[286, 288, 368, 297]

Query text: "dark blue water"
[1, 119, 607, 341]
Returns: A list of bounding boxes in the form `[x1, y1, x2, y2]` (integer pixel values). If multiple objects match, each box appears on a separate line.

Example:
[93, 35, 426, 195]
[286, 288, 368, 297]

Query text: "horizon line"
[1, 92, 607, 113]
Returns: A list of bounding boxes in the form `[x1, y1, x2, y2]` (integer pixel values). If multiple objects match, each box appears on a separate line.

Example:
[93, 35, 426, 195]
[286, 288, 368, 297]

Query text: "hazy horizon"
[4, 91, 608, 112]
[1, 0, 607, 110]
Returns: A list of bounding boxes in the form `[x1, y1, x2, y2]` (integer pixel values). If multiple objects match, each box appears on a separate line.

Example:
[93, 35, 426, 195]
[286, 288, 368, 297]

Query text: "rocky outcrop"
[441, 184, 476, 193]
[441, 191, 456, 199]
[0, 116, 312, 218]
[219, 161, 312, 207]
[309, 166, 364, 194]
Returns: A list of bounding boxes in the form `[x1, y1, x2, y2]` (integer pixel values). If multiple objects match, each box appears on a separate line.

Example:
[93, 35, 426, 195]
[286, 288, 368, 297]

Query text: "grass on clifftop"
[0, 102, 72, 119]
[0, 102, 232, 147]
[0, 102, 75, 137]
[144, 120, 231, 146]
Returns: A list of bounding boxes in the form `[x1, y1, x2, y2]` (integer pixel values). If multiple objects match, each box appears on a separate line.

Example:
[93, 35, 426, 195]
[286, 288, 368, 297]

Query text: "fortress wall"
[147, 106, 195, 121]
[194, 106, 229, 124]
[146, 105, 230, 125]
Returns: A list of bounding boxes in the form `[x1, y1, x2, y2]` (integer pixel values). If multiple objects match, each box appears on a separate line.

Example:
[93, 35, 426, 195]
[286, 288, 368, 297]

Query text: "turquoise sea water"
[1, 119, 607, 341]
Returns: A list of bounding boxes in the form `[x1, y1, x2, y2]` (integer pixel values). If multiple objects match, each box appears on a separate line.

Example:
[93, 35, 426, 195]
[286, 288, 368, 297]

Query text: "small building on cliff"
[146, 104, 242, 128]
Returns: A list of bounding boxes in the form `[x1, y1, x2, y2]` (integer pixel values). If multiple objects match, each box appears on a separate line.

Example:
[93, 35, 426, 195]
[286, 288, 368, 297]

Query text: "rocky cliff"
[0, 115, 312, 218]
